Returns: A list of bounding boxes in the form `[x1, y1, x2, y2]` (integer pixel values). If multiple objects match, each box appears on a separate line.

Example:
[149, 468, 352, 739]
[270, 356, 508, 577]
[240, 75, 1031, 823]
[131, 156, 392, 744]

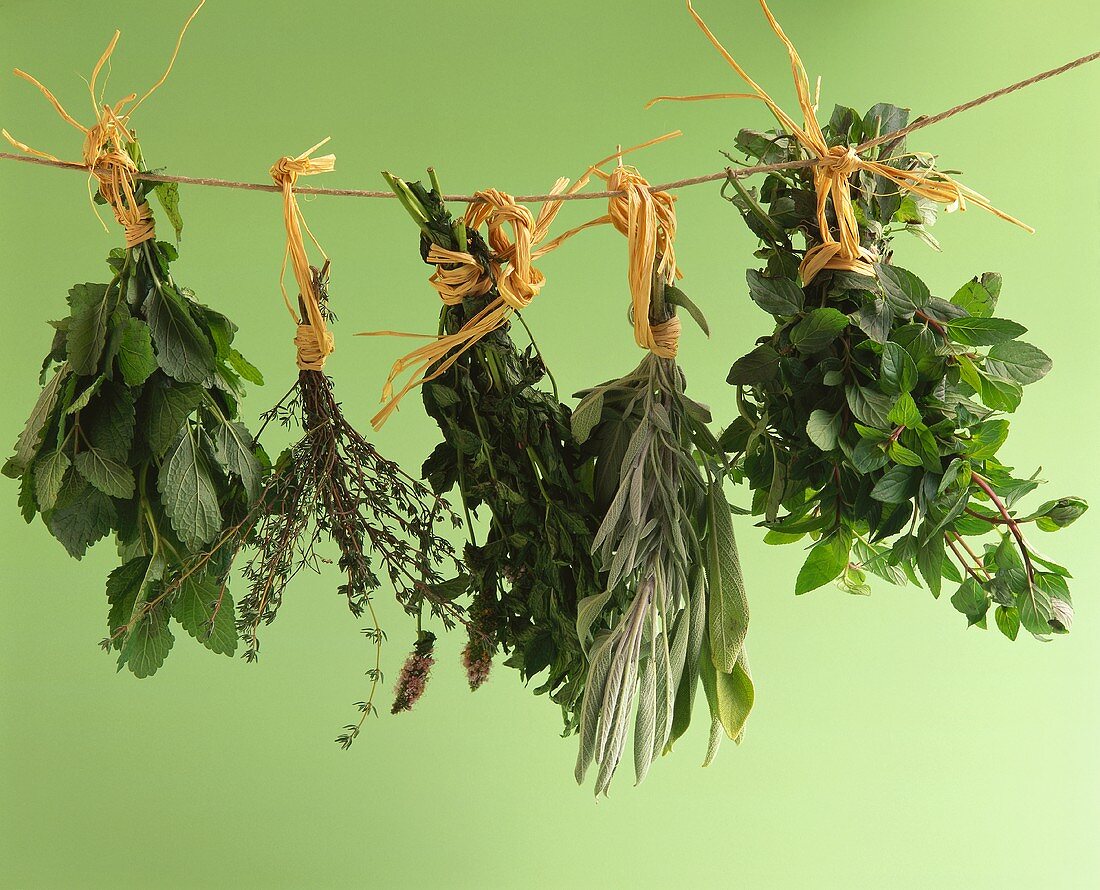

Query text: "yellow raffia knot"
[650, 0, 1032, 285]
[270, 140, 337, 371]
[2, 1, 206, 249]
[365, 180, 577, 430]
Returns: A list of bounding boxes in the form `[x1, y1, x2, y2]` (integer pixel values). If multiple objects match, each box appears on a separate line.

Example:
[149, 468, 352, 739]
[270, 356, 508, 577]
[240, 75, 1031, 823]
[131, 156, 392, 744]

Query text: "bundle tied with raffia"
[568, 147, 751, 794]
[649, 0, 1032, 284]
[365, 180, 583, 429]
[2, 2, 208, 246]
[270, 139, 337, 370]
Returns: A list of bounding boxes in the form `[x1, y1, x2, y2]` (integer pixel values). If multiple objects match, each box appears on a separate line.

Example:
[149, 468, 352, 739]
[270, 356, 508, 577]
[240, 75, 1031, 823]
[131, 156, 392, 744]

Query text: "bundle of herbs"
[4, 131, 266, 677]
[722, 104, 1085, 637]
[167, 149, 465, 747]
[376, 171, 605, 729]
[570, 164, 751, 795]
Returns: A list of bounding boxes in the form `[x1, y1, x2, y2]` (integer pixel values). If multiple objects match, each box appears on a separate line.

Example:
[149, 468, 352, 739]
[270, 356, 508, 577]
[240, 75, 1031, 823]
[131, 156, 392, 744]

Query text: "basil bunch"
[723, 102, 1086, 638]
[5, 155, 266, 676]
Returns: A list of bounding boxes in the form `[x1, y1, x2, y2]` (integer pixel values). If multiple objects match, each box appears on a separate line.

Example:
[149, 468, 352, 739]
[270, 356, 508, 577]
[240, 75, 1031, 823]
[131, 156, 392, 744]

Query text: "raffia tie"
[270, 141, 337, 371]
[1, 2, 205, 249]
[651, 0, 1031, 285]
[604, 165, 681, 358]
[368, 182, 572, 429]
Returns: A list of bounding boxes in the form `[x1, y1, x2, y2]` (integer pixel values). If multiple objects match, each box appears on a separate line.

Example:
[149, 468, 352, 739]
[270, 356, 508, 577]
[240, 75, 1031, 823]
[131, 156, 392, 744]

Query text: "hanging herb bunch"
[3, 49, 267, 677]
[372, 170, 605, 729]
[164, 146, 465, 747]
[569, 160, 751, 795]
[676, 2, 1088, 636]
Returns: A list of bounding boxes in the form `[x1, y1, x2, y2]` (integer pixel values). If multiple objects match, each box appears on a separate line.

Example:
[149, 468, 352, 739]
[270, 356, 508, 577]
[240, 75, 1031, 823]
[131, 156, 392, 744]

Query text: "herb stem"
[971, 472, 1035, 586]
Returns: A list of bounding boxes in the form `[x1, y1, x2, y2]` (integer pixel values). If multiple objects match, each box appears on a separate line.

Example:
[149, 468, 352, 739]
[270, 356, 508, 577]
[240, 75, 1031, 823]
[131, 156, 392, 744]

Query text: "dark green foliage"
[5, 149, 266, 675]
[722, 102, 1085, 639]
[386, 173, 604, 729]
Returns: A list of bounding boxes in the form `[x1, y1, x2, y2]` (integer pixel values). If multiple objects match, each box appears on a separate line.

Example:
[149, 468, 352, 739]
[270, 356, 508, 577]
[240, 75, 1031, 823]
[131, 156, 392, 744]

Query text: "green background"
[2, 1, 1098, 887]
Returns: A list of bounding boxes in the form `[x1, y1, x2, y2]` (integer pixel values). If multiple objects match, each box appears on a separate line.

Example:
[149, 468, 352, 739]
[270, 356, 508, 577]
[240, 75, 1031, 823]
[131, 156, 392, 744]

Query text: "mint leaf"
[118, 599, 174, 678]
[880, 342, 917, 393]
[985, 341, 1051, 386]
[33, 449, 70, 510]
[943, 316, 1027, 347]
[795, 528, 852, 594]
[153, 181, 184, 242]
[159, 425, 222, 548]
[951, 275, 999, 318]
[116, 317, 158, 386]
[747, 269, 804, 315]
[871, 465, 919, 504]
[727, 344, 781, 384]
[806, 409, 841, 452]
[790, 308, 849, 354]
[74, 448, 135, 499]
[145, 379, 203, 457]
[66, 283, 115, 375]
[144, 284, 216, 384]
[172, 573, 238, 656]
[210, 417, 262, 500]
[876, 264, 929, 316]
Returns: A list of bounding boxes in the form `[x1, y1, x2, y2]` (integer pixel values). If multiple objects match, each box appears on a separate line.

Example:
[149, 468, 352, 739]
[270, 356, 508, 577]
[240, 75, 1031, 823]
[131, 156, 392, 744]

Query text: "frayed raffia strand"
[649, 0, 1033, 284]
[362, 179, 583, 429]
[270, 141, 337, 371]
[1, 0, 206, 248]
[361, 133, 688, 427]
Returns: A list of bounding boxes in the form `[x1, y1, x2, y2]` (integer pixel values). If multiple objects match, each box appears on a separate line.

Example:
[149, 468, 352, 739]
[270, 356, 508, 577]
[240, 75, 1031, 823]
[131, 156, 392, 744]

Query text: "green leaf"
[4, 363, 69, 477]
[994, 605, 1020, 641]
[943, 317, 1027, 347]
[715, 650, 754, 742]
[106, 556, 155, 646]
[789, 307, 849, 354]
[172, 573, 238, 656]
[871, 465, 918, 504]
[575, 589, 613, 649]
[846, 385, 893, 429]
[145, 381, 203, 458]
[727, 344, 781, 385]
[985, 341, 1051, 386]
[46, 479, 115, 558]
[115, 317, 158, 386]
[227, 348, 264, 386]
[1016, 578, 1054, 637]
[951, 578, 989, 626]
[977, 373, 1023, 413]
[795, 528, 852, 594]
[119, 599, 174, 678]
[665, 285, 710, 336]
[747, 269, 804, 315]
[916, 533, 946, 598]
[153, 181, 184, 242]
[875, 264, 929, 315]
[74, 448, 135, 499]
[951, 275, 999, 318]
[33, 449, 70, 511]
[888, 441, 923, 467]
[806, 409, 841, 452]
[210, 417, 263, 500]
[880, 342, 918, 393]
[887, 392, 921, 428]
[67, 283, 115, 375]
[570, 390, 604, 445]
[144, 284, 216, 384]
[966, 420, 1009, 460]
[1029, 497, 1088, 531]
[84, 381, 135, 461]
[705, 483, 749, 672]
[159, 425, 222, 548]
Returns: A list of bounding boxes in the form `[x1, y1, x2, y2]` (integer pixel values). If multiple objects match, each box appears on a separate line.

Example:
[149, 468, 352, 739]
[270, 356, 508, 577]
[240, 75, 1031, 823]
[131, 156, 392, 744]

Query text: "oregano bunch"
[5, 137, 267, 677]
[722, 102, 1086, 638]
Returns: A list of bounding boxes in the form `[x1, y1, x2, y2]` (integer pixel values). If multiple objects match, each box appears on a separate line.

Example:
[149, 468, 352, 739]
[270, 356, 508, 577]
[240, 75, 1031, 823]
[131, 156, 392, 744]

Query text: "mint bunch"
[722, 102, 1086, 639]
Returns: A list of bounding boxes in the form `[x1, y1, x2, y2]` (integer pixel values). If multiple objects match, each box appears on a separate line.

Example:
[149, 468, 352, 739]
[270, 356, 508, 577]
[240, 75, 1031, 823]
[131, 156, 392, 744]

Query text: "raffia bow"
[366, 181, 575, 429]
[1, 1, 205, 249]
[270, 140, 337, 371]
[650, 0, 1032, 284]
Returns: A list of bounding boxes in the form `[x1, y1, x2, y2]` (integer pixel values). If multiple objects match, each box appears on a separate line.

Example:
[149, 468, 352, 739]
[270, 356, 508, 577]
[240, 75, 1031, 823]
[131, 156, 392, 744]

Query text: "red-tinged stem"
[965, 506, 1010, 525]
[946, 534, 985, 584]
[949, 530, 992, 581]
[971, 472, 1035, 586]
[915, 310, 947, 337]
